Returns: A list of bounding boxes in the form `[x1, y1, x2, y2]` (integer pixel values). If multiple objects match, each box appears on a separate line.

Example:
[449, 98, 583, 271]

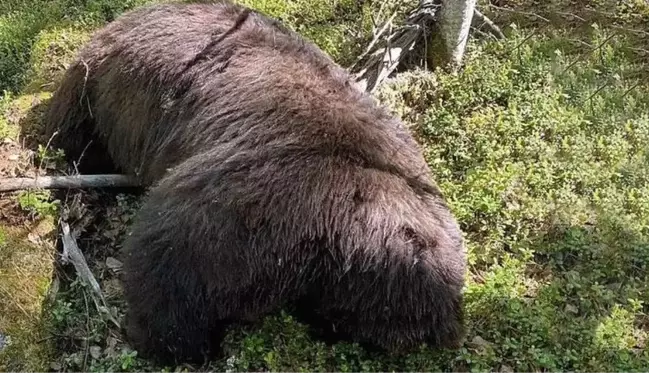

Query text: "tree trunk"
[429, 0, 476, 69]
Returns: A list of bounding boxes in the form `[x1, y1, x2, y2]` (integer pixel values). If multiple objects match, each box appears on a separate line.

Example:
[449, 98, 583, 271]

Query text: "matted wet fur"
[44, 0, 467, 365]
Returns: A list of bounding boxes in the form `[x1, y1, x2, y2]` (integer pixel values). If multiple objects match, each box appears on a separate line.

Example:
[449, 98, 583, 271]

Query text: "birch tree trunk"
[430, 0, 477, 69]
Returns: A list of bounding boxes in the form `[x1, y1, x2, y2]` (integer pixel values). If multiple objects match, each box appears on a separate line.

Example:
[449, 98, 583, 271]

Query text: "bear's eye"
[401, 227, 424, 250]
[352, 189, 364, 204]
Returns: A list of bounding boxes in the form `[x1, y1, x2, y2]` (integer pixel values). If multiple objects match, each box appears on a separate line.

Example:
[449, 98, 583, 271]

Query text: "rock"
[89, 345, 102, 359]
[105, 257, 123, 271]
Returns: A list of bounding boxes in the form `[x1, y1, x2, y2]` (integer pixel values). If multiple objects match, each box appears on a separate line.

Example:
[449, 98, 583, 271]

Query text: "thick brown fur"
[44, 0, 467, 365]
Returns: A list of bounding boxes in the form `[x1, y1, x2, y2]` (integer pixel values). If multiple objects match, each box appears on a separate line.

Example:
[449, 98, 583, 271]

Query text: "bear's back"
[72, 1, 432, 189]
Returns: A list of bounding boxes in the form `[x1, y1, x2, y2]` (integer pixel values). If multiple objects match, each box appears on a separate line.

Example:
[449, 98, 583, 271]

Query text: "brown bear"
[44, 0, 467, 365]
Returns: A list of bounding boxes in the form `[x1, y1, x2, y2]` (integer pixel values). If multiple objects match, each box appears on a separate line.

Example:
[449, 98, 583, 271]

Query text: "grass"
[0, 0, 648, 371]
[0, 222, 57, 372]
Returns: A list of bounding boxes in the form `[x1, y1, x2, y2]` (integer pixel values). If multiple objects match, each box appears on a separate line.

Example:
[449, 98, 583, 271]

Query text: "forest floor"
[1, 0, 649, 371]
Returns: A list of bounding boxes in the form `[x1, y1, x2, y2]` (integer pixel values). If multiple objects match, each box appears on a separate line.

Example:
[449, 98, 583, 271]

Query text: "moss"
[235, 0, 290, 17]
[0, 95, 18, 140]
[6, 92, 52, 117]
[237, 0, 382, 64]
[299, 25, 350, 63]
[0, 220, 57, 371]
[374, 70, 440, 127]
[1, 91, 52, 144]
[24, 25, 92, 93]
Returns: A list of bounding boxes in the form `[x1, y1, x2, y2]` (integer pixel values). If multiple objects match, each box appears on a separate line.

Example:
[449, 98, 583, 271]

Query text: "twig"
[0, 288, 29, 317]
[38, 131, 59, 174]
[353, 26, 421, 93]
[566, 38, 594, 49]
[560, 31, 617, 74]
[625, 46, 649, 55]
[610, 24, 649, 37]
[488, 4, 551, 23]
[60, 221, 120, 328]
[79, 60, 93, 118]
[81, 289, 90, 372]
[620, 81, 641, 99]
[74, 140, 94, 175]
[583, 81, 609, 104]
[473, 8, 505, 40]
[0, 174, 139, 192]
[503, 30, 538, 56]
[350, 1, 508, 92]
[371, 0, 387, 34]
[349, 11, 398, 71]
[582, 8, 616, 18]
[554, 11, 586, 22]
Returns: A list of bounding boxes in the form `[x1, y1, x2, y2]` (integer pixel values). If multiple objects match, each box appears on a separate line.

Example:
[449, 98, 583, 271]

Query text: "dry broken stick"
[0, 174, 139, 192]
[60, 221, 121, 328]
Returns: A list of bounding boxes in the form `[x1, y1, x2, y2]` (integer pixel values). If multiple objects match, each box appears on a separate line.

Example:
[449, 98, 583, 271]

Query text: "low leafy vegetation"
[0, 0, 648, 371]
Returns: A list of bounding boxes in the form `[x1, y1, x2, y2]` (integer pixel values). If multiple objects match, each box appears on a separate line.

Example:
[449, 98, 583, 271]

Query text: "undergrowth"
[1, 0, 648, 371]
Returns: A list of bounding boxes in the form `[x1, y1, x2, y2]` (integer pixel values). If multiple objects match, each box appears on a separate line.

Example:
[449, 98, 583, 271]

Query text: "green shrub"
[17, 190, 60, 217]
[373, 27, 649, 371]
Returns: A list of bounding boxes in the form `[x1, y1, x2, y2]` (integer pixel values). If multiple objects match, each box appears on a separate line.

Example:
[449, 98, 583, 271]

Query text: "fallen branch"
[60, 221, 120, 328]
[350, 1, 505, 93]
[349, 11, 398, 72]
[0, 174, 139, 192]
[473, 8, 505, 40]
[351, 0, 444, 93]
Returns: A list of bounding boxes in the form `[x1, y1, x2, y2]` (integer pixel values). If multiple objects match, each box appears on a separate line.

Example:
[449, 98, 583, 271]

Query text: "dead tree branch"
[60, 221, 120, 328]
[351, 0, 443, 93]
[473, 8, 505, 40]
[350, 1, 504, 93]
[487, 4, 551, 23]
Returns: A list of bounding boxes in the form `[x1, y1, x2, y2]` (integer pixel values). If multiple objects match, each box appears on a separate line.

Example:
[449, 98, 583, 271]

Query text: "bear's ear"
[399, 226, 436, 256]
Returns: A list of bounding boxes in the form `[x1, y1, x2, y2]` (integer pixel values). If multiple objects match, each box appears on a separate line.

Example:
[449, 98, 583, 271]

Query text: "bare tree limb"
[349, 11, 398, 72]
[351, 0, 444, 93]
[473, 8, 505, 40]
[350, 1, 505, 93]
[0, 174, 139, 192]
[60, 221, 120, 328]
[488, 4, 551, 23]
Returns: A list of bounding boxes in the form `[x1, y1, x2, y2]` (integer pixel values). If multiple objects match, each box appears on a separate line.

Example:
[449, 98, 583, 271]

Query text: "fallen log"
[0, 174, 139, 192]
